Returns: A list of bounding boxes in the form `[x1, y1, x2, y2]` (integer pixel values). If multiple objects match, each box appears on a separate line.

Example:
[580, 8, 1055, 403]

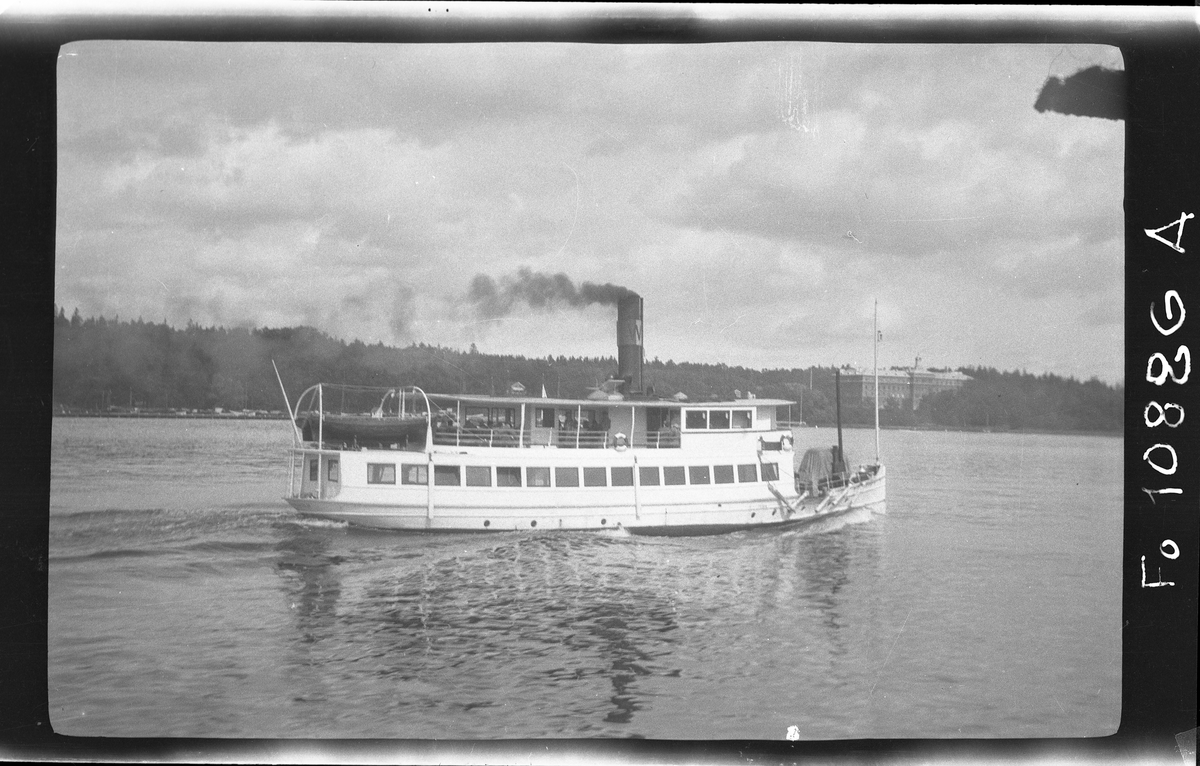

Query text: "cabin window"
[535, 408, 556, 428]
[369, 463, 397, 484]
[639, 466, 660, 485]
[309, 459, 318, 481]
[492, 408, 516, 427]
[434, 465, 460, 486]
[761, 463, 780, 481]
[663, 466, 686, 485]
[527, 466, 551, 487]
[611, 467, 633, 486]
[464, 406, 489, 425]
[684, 410, 708, 429]
[555, 467, 580, 487]
[732, 410, 752, 429]
[400, 464, 425, 485]
[646, 407, 677, 432]
[497, 467, 522, 487]
[327, 460, 340, 482]
[737, 464, 758, 483]
[465, 466, 491, 487]
[713, 465, 735, 484]
[710, 410, 731, 429]
[689, 466, 710, 484]
[583, 467, 607, 487]
[466, 406, 515, 428]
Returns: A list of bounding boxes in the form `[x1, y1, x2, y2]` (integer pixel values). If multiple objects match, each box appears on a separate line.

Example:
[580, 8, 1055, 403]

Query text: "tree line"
[52, 307, 1122, 432]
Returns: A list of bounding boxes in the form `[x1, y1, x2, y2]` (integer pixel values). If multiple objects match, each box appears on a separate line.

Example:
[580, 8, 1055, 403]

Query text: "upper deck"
[291, 384, 795, 453]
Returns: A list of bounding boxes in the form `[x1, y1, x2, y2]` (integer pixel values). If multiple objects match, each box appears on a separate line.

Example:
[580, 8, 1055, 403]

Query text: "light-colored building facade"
[841, 366, 972, 410]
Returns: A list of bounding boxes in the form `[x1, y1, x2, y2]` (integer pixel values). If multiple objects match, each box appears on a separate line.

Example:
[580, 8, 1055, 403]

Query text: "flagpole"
[874, 300, 880, 464]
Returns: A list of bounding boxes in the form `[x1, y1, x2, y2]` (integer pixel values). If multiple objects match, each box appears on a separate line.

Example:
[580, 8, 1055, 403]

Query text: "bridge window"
[399, 464, 425, 485]
[309, 459, 318, 481]
[682, 408, 754, 430]
[689, 466, 710, 485]
[583, 467, 607, 487]
[713, 465, 735, 484]
[761, 463, 779, 481]
[555, 467, 579, 487]
[327, 460, 339, 482]
[611, 466, 633, 486]
[737, 464, 758, 482]
[434, 465, 460, 486]
[663, 466, 686, 485]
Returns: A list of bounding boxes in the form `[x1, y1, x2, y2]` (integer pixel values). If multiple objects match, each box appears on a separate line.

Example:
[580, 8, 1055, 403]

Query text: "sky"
[55, 40, 1125, 383]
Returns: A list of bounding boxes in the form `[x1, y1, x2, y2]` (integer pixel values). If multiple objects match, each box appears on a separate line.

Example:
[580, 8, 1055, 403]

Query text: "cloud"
[646, 111, 1119, 262]
[54, 41, 1126, 383]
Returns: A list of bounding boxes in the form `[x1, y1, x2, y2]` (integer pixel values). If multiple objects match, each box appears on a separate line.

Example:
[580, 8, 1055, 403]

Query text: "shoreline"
[54, 411, 289, 421]
[50, 412, 1121, 436]
[795, 423, 1122, 438]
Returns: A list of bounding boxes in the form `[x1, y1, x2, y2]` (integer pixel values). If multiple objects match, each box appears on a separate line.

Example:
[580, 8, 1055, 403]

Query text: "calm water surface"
[49, 418, 1121, 739]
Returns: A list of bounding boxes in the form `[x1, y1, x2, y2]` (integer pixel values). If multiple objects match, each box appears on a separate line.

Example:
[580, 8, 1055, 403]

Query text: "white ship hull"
[285, 443, 884, 535]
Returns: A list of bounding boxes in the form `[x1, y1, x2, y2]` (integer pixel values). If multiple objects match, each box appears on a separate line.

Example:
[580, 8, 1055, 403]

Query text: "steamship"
[281, 296, 885, 534]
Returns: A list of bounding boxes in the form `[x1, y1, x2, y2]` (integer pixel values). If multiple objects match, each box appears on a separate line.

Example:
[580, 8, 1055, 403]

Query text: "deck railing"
[631, 430, 680, 449]
[432, 427, 523, 448]
[795, 464, 878, 495]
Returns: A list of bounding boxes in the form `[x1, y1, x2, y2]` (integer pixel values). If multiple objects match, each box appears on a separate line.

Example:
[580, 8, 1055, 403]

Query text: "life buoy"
[779, 435, 794, 452]
[614, 432, 628, 450]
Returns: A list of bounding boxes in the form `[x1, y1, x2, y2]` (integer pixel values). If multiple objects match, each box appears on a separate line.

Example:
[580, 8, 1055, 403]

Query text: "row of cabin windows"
[347, 461, 782, 487]
[683, 409, 754, 430]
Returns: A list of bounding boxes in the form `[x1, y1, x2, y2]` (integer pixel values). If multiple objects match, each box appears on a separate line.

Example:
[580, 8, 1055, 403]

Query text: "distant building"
[840, 364, 971, 410]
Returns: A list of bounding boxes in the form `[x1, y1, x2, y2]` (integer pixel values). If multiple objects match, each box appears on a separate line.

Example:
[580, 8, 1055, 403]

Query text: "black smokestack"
[469, 267, 636, 318]
[617, 293, 643, 395]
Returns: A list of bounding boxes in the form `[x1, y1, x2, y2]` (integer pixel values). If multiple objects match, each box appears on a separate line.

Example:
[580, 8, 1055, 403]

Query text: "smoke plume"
[469, 267, 637, 318]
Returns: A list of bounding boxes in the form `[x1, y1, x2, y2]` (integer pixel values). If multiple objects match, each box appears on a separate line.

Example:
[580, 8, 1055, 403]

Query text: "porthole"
[484, 520, 490, 527]
[531, 520, 537, 528]
[601, 518, 607, 525]
[751, 512, 756, 518]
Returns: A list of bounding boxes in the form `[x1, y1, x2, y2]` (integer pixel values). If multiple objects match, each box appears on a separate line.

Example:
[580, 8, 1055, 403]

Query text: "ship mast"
[874, 299, 880, 465]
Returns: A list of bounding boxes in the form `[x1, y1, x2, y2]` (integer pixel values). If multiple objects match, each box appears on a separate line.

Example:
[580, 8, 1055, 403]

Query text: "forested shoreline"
[52, 308, 1123, 433]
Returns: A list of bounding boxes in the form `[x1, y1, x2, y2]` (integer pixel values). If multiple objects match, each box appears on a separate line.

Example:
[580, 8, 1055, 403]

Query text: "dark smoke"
[1034, 66, 1125, 121]
[469, 267, 636, 318]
